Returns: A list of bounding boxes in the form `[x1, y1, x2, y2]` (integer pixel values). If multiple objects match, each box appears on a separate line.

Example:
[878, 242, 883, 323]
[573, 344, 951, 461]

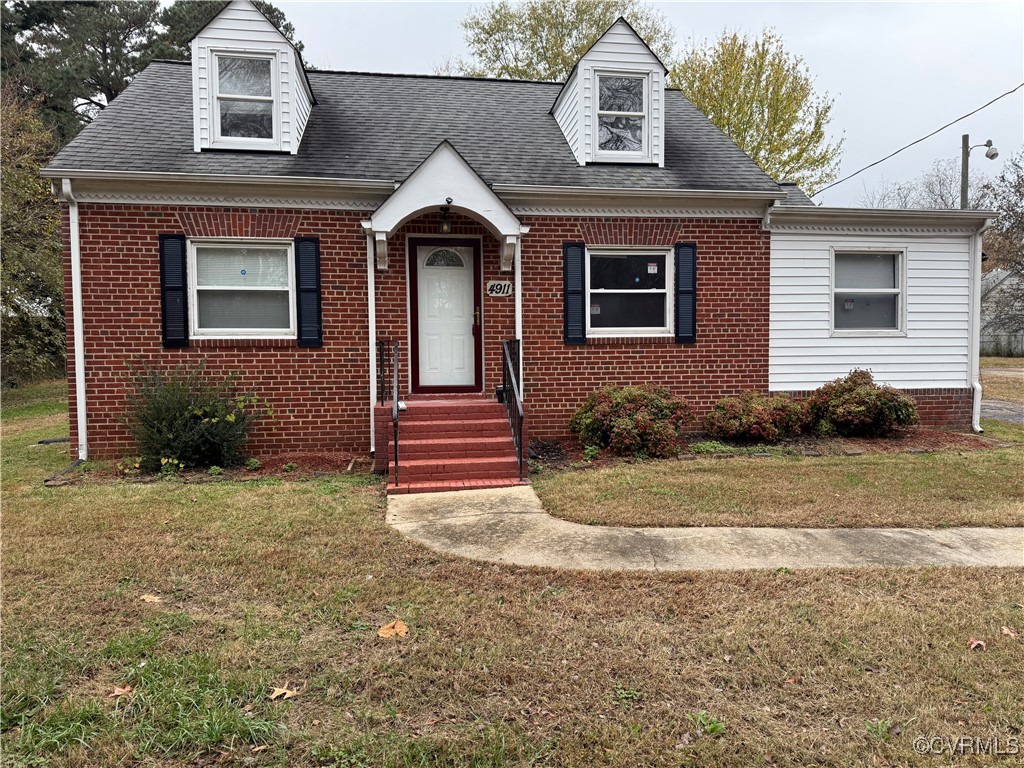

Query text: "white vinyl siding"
[552, 19, 664, 167]
[770, 234, 972, 390]
[553, 68, 583, 164]
[191, 0, 313, 154]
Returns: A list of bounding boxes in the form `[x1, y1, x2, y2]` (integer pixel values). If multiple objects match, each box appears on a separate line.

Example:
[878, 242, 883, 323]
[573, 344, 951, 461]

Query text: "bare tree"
[859, 158, 992, 210]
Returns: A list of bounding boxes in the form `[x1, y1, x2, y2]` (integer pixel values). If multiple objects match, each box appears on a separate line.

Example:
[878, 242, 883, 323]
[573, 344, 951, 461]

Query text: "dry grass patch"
[535, 424, 1024, 529]
[983, 371, 1024, 404]
[4, 384, 1024, 766]
[980, 356, 1024, 370]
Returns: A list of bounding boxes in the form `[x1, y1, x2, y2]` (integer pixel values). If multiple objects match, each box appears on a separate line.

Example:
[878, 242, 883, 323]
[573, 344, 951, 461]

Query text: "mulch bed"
[532, 426, 1003, 472]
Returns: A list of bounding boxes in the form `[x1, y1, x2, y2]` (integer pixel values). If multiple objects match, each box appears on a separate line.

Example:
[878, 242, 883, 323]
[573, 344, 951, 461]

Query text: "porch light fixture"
[438, 197, 453, 234]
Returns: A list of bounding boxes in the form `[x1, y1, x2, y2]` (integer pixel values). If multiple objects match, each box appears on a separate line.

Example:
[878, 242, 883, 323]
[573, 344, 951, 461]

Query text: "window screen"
[834, 252, 901, 331]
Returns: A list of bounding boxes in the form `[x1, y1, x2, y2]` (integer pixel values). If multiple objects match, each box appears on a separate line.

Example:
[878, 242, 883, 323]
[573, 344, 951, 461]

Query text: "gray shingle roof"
[47, 61, 781, 194]
[776, 182, 816, 206]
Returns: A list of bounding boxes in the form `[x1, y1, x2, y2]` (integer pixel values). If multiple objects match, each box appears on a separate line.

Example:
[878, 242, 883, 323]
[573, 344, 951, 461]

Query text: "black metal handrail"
[501, 339, 525, 480]
[376, 339, 400, 485]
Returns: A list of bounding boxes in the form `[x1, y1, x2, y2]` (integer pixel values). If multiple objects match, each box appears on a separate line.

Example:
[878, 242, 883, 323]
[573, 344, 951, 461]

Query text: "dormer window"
[596, 73, 650, 161]
[212, 52, 279, 148]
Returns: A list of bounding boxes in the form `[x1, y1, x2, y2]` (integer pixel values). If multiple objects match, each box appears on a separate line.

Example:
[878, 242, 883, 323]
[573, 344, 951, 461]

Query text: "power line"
[813, 82, 1024, 197]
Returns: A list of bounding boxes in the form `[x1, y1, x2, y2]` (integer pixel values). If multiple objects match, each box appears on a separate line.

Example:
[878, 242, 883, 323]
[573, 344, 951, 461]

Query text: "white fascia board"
[371, 141, 522, 239]
[40, 167, 394, 190]
[767, 206, 997, 232]
[493, 183, 783, 201]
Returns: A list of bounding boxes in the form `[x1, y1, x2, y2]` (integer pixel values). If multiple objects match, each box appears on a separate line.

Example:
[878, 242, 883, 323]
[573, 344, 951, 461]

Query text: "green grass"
[535, 422, 1024, 529]
[1, 378, 68, 420]
[3, 386, 1024, 766]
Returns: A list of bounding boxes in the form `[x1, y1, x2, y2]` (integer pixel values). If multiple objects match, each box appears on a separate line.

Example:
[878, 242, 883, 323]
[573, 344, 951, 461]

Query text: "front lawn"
[3, 383, 1023, 766]
[534, 423, 1024, 529]
[981, 357, 1024, 404]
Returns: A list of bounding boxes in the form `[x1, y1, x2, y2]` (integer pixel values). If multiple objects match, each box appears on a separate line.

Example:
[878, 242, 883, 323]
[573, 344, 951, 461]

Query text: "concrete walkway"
[387, 486, 1024, 572]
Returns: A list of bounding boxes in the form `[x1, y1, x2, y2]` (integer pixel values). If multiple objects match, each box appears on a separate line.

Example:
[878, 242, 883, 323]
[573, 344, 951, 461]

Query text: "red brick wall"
[519, 216, 771, 440]
[65, 204, 371, 459]
[65, 203, 971, 461]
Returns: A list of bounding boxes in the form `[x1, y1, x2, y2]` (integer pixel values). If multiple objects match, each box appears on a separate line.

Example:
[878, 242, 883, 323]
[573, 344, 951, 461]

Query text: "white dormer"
[191, 0, 314, 154]
[552, 18, 667, 167]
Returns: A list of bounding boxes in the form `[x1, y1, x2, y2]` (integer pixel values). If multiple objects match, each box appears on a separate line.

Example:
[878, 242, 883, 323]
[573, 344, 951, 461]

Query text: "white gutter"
[492, 183, 783, 201]
[969, 218, 996, 433]
[62, 179, 88, 460]
[41, 168, 396, 191]
[366, 233, 377, 453]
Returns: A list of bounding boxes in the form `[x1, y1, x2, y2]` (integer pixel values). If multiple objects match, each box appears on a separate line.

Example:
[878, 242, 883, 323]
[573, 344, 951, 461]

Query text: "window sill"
[830, 330, 907, 338]
[190, 338, 298, 349]
[585, 335, 676, 346]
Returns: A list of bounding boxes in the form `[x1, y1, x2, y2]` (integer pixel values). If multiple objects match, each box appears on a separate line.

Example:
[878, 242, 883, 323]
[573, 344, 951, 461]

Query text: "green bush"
[807, 369, 919, 437]
[704, 391, 808, 444]
[569, 385, 692, 458]
[126, 362, 269, 471]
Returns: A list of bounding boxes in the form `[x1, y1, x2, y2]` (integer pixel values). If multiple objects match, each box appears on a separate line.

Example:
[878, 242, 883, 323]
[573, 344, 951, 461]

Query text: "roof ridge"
[305, 68, 563, 86]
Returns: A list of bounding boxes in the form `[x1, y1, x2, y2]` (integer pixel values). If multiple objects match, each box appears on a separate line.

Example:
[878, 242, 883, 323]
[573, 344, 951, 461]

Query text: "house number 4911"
[486, 281, 513, 297]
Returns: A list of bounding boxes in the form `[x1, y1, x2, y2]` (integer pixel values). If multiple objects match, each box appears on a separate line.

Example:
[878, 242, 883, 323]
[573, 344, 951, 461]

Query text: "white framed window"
[212, 52, 280, 149]
[188, 239, 296, 338]
[586, 247, 673, 337]
[595, 72, 650, 162]
[831, 248, 907, 336]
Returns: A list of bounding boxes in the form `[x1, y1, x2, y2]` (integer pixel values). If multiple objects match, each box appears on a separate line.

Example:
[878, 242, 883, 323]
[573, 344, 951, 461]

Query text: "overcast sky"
[279, 0, 1023, 207]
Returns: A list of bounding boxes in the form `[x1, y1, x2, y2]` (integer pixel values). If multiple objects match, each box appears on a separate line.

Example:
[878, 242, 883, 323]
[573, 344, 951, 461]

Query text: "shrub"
[704, 391, 808, 444]
[807, 369, 919, 437]
[126, 362, 269, 471]
[569, 385, 692, 458]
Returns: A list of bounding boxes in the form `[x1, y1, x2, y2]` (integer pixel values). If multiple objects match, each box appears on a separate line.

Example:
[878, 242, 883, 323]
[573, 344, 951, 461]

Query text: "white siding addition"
[770, 233, 973, 391]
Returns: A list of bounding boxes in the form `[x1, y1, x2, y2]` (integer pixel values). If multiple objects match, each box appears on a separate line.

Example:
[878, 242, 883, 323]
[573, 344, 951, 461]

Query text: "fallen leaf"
[107, 685, 133, 698]
[140, 594, 162, 603]
[312, 719, 321, 726]
[251, 745, 268, 753]
[1001, 625, 1019, 639]
[378, 619, 409, 638]
[783, 676, 802, 684]
[269, 680, 306, 701]
[967, 637, 986, 651]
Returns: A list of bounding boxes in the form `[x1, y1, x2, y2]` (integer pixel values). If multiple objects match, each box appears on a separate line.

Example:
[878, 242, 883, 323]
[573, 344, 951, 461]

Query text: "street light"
[961, 134, 999, 209]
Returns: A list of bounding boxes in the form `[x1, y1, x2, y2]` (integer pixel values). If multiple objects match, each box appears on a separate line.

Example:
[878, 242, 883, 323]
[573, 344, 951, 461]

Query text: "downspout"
[366, 231, 377, 453]
[62, 179, 88, 460]
[514, 233, 524, 388]
[969, 218, 995, 433]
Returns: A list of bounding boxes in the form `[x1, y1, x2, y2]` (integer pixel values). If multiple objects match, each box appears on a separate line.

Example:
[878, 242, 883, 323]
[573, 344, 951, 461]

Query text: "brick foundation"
[783, 388, 975, 431]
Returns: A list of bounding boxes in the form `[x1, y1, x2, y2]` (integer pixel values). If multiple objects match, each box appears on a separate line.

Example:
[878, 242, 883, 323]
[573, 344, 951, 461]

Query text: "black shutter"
[674, 243, 697, 344]
[159, 234, 188, 348]
[563, 242, 586, 345]
[294, 236, 323, 347]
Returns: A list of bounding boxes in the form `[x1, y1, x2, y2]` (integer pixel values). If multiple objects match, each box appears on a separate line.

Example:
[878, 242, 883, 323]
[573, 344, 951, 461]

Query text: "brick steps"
[385, 396, 524, 494]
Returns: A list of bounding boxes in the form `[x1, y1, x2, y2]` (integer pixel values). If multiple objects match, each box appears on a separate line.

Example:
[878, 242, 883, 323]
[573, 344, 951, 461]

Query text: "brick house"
[44, 1, 993, 492]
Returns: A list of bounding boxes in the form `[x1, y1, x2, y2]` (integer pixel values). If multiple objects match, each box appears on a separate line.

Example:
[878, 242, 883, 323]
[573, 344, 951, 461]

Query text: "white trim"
[187, 238, 296, 339]
[594, 71, 651, 163]
[511, 204, 764, 218]
[829, 246, 907, 337]
[210, 50, 282, 151]
[514, 235, 523, 390]
[585, 245, 674, 338]
[367, 233, 377, 452]
[62, 179, 88, 461]
[493, 183, 783, 201]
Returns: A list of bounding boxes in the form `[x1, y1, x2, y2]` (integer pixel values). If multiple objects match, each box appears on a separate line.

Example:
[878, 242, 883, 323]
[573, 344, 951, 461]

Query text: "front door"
[410, 238, 482, 392]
